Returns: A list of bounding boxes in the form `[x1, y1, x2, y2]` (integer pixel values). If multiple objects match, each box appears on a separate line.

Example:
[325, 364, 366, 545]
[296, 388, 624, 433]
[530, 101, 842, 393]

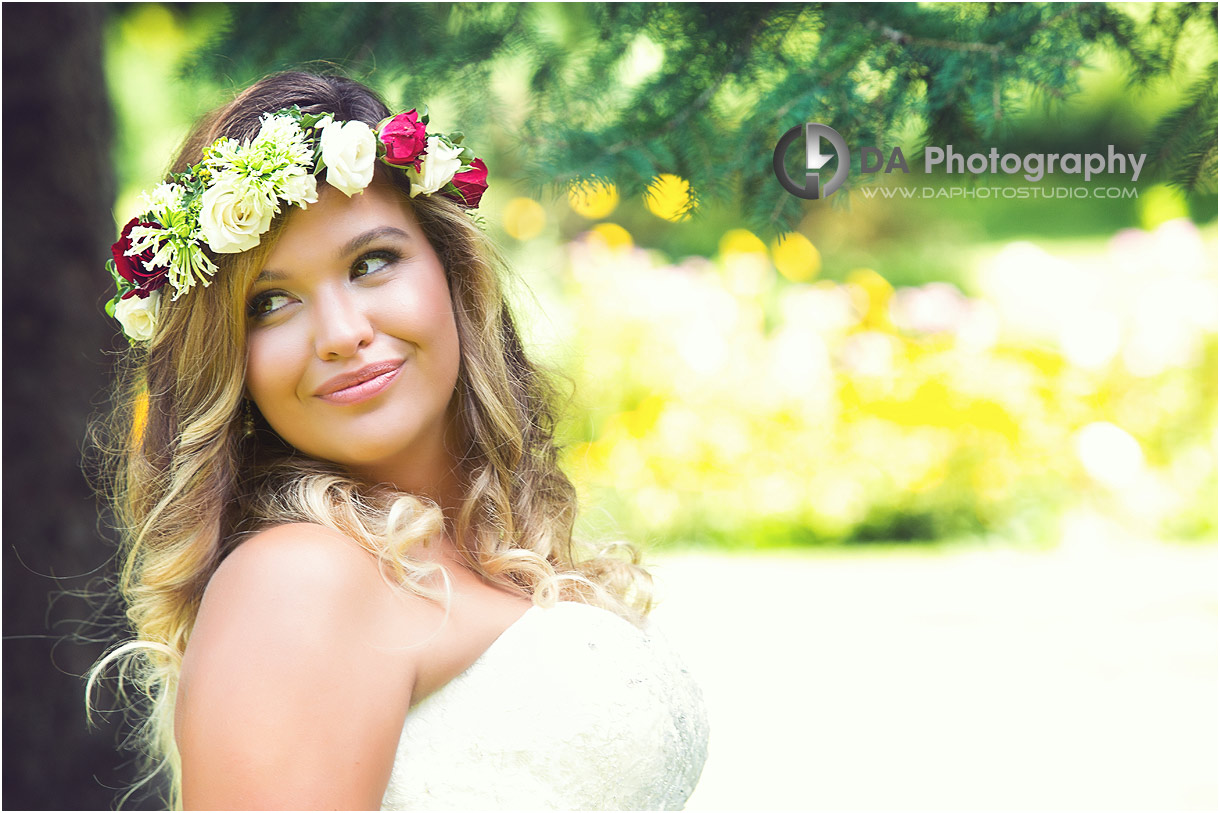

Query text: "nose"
[312, 288, 375, 360]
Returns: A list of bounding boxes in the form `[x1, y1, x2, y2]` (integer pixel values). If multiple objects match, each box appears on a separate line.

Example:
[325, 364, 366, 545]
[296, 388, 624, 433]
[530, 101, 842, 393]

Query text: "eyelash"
[247, 249, 403, 319]
[352, 249, 399, 278]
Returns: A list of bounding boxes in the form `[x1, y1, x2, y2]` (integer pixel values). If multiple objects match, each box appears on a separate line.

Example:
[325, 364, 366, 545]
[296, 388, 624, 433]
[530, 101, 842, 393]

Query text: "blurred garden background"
[3, 3, 1216, 810]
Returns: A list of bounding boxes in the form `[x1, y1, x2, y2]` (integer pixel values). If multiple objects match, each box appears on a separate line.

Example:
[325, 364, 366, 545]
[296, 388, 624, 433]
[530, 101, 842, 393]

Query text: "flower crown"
[106, 106, 488, 342]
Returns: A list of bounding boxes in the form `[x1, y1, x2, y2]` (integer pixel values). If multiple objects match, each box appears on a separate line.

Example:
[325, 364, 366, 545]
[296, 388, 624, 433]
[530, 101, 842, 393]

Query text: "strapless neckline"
[411, 602, 636, 708]
[381, 600, 709, 810]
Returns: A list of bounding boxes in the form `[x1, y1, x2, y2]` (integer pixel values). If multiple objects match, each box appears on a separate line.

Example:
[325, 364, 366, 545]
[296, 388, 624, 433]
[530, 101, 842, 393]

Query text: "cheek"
[435, 315, 462, 398]
[244, 329, 304, 412]
[380, 272, 461, 378]
[420, 287, 462, 389]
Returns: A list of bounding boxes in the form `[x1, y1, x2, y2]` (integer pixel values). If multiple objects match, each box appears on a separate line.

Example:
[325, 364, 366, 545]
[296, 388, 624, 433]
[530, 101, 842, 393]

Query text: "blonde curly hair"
[88, 71, 653, 809]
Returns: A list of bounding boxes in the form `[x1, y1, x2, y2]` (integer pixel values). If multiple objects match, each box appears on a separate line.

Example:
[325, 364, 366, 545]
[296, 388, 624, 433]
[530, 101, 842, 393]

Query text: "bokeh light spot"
[588, 222, 634, 251]
[132, 391, 149, 440]
[1137, 184, 1190, 230]
[644, 174, 695, 222]
[503, 197, 547, 241]
[1075, 422, 1145, 489]
[771, 233, 822, 282]
[719, 228, 767, 257]
[846, 268, 894, 328]
[568, 181, 620, 219]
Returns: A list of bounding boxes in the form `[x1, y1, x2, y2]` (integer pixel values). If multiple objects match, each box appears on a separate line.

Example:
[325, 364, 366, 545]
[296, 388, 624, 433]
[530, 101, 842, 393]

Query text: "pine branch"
[179, 2, 1218, 234]
[868, 20, 1006, 55]
[603, 13, 768, 158]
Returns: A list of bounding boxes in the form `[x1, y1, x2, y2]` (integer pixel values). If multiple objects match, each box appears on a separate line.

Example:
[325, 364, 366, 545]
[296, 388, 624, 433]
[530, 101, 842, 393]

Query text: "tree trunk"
[2, 4, 154, 808]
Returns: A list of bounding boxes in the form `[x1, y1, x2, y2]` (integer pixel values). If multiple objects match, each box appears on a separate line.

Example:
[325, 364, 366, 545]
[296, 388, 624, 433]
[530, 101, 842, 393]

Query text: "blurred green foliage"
[103, 3, 1217, 550]
[110, 4, 1216, 229]
[201, 4, 1217, 227]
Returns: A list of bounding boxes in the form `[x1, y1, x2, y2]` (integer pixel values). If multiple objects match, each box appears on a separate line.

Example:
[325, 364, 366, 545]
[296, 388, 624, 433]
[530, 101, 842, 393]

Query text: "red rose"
[379, 110, 428, 170]
[111, 218, 169, 299]
[447, 159, 489, 208]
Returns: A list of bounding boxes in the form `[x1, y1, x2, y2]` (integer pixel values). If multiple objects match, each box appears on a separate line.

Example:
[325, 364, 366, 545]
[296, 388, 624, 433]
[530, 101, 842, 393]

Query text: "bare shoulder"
[190, 523, 420, 654]
[183, 521, 435, 690]
[214, 520, 383, 583]
[177, 522, 433, 809]
[210, 521, 386, 595]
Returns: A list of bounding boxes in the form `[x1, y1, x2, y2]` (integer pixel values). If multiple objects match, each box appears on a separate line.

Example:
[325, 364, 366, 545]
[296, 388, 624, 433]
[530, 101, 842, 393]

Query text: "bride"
[90, 71, 708, 809]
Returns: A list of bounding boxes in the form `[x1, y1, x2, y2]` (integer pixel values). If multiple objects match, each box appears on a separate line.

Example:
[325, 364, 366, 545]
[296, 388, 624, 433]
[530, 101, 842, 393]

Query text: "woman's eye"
[248, 292, 292, 319]
[352, 253, 395, 278]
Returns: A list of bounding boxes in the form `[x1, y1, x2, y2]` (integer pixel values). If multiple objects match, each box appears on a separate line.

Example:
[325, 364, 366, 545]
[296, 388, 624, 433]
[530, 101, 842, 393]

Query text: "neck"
[346, 435, 473, 562]
[346, 400, 468, 516]
[352, 453, 467, 518]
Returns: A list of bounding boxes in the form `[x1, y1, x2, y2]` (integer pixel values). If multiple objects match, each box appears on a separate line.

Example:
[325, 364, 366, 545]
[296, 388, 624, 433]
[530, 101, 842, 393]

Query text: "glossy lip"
[314, 360, 404, 405]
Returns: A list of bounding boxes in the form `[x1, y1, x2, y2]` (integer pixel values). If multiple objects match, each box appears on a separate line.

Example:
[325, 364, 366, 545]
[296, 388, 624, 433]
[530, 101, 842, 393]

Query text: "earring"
[242, 399, 255, 438]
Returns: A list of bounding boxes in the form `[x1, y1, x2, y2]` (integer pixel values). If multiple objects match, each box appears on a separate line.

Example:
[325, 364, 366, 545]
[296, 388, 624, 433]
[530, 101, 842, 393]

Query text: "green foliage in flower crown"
[104, 259, 123, 320]
[182, 2, 1218, 232]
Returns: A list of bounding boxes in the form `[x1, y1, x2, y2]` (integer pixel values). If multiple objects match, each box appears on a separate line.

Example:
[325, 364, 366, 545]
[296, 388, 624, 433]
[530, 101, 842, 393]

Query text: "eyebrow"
[254, 226, 414, 284]
[339, 226, 413, 259]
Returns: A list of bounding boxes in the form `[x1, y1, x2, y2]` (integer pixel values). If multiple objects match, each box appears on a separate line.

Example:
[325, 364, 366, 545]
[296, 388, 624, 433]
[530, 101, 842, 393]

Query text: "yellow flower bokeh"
[558, 218, 1217, 546]
[503, 197, 547, 241]
[644, 174, 695, 222]
[132, 391, 149, 441]
[718, 229, 767, 257]
[568, 181, 620, 219]
[588, 222, 634, 251]
[771, 233, 821, 282]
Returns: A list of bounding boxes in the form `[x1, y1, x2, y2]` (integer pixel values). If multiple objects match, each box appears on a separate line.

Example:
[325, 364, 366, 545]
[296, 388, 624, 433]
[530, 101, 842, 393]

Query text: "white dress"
[380, 601, 709, 810]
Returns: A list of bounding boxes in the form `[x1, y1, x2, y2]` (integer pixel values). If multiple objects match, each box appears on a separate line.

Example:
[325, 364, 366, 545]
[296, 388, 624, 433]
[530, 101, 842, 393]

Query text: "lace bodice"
[380, 601, 709, 810]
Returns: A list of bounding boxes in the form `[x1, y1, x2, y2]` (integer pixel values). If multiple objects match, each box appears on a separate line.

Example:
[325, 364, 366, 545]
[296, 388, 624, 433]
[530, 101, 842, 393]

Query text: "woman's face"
[244, 177, 462, 493]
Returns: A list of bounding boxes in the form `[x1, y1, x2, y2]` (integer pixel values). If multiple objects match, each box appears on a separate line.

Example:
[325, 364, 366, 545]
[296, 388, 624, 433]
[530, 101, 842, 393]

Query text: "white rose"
[114, 290, 161, 342]
[407, 136, 464, 196]
[279, 170, 319, 209]
[320, 119, 376, 196]
[199, 176, 277, 254]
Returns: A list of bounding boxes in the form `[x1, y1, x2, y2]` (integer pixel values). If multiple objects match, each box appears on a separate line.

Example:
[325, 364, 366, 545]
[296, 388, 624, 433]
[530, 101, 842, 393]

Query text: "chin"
[309, 435, 446, 487]
[314, 442, 411, 471]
